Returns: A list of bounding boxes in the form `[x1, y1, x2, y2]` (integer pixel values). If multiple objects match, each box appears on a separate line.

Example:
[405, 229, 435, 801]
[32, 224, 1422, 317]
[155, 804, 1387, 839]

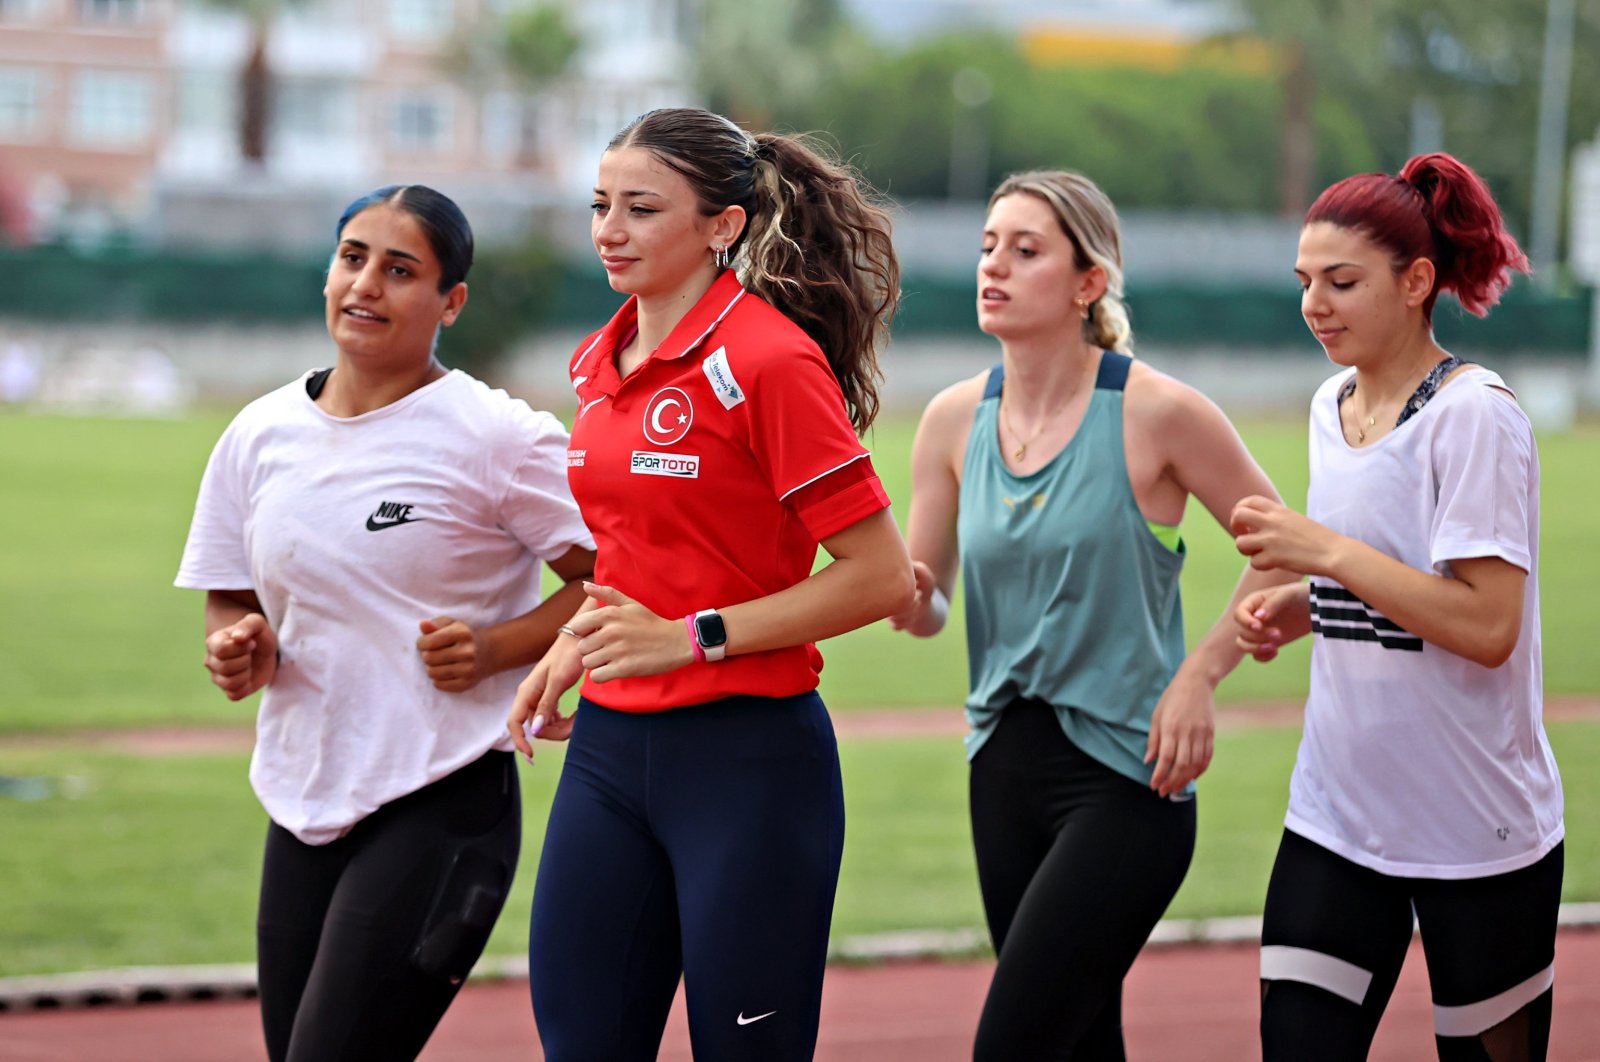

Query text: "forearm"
[205, 589, 262, 635]
[476, 579, 591, 678]
[721, 510, 914, 655]
[1178, 565, 1301, 688]
[1323, 539, 1522, 666]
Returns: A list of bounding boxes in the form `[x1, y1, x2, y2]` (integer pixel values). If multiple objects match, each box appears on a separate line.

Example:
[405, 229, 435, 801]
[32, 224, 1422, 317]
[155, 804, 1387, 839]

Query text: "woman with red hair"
[1231, 153, 1564, 1060]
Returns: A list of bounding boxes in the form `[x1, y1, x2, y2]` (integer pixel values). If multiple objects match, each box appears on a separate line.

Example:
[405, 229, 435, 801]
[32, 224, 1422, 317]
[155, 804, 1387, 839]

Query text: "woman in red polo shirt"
[506, 107, 913, 1061]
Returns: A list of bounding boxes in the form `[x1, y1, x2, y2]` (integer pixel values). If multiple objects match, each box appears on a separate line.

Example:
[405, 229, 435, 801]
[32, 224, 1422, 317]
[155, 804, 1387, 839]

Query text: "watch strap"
[683, 614, 706, 663]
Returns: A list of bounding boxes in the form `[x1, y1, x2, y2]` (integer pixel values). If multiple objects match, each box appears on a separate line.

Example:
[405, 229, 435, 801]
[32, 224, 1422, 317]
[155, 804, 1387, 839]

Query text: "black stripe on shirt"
[1309, 582, 1423, 651]
[1311, 618, 1425, 651]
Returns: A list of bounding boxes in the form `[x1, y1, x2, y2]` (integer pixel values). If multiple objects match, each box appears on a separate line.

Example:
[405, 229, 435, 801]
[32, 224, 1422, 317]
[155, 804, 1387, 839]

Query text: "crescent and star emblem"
[642, 387, 694, 445]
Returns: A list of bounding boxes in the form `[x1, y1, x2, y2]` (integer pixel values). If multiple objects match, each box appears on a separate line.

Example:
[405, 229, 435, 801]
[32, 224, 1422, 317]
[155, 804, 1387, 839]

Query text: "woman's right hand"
[887, 560, 946, 636]
[507, 633, 584, 760]
[1233, 581, 1311, 662]
[203, 613, 278, 700]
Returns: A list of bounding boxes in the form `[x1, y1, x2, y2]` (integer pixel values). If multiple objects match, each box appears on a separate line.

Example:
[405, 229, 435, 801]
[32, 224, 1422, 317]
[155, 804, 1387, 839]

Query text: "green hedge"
[1, 244, 1590, 354]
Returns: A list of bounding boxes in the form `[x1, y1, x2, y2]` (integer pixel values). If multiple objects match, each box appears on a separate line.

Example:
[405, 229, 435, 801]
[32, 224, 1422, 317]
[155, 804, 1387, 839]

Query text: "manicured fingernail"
[529, 715, 545, 736]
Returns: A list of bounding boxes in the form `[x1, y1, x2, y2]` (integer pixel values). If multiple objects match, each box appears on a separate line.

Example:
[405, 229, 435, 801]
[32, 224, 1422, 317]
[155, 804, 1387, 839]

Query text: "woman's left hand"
[1230, 495, 1341, 577]
[574, 583, 697, 682]
[417, 616, 489, 692]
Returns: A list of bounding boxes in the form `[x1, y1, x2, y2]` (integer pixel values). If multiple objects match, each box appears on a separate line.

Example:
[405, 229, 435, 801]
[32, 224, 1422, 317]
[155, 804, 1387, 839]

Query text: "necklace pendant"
[1013, 445, 1026, 460]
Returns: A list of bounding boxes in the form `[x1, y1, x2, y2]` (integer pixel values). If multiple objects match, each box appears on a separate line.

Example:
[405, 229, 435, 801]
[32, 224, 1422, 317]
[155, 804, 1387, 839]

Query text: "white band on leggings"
[1260, 945, 1374, 1006]
[1433, 962, 1554, 1038]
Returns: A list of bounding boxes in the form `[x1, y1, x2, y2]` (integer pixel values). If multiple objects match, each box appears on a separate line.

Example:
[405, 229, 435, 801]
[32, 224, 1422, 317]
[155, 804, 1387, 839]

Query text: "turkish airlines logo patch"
[642, 387, 693, 445]
[702, 346, 745, 410]
[630, 451, 700, 478]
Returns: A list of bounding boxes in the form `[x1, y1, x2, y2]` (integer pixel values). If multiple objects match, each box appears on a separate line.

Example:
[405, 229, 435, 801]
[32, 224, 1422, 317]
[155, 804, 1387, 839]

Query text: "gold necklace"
[1001, 389, 1078, 460]
[1000, 359, 1092, 460]
[1355, 411, 1377, 443]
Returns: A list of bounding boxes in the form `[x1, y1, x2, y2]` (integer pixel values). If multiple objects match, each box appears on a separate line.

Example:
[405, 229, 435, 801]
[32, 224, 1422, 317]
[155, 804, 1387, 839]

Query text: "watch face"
[694, 611, 728, 648]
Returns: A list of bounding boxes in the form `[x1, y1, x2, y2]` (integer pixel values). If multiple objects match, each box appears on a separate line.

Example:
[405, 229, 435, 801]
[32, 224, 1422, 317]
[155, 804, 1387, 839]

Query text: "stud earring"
[1074, 297, 1089, 320]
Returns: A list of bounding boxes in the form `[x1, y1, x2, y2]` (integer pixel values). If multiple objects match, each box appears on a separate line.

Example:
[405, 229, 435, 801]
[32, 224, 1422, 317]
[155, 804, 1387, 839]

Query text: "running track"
[7, 704, 1599, 1059]
[5, 930, 1600, 1060]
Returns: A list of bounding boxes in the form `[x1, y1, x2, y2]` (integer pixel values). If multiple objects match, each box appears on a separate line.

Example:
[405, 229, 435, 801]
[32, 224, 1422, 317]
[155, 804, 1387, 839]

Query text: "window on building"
[277, 77, 354, 141]
[176, 70, 230, 132]
[70, 70, 153, 147]
[0, 0, 47, 20]
[0, 67, 40, 140]
[386, 0, 451, 39]
[480, 91, 522, 164]
[78, 0, 143, 22]
[389, 88, 450, 153]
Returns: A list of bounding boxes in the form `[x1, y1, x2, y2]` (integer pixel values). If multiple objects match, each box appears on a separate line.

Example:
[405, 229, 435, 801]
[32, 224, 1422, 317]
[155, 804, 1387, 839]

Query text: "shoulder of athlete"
[924, 371, 987, 428]
[911, 372, 987, 463]
[1121, 359, 1233, 459]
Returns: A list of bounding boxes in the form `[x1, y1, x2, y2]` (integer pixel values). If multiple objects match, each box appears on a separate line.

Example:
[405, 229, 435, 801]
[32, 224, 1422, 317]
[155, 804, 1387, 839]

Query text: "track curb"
[7, 906, 1600, 1014]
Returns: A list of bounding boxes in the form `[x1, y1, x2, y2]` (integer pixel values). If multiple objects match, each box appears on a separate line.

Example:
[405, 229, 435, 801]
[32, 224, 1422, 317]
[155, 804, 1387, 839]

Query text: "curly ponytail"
[741, 133, 899, 435]
[1305, 152, 1529, 320]
[609, 109, 900, 435]
[988, 171, 1134, 354]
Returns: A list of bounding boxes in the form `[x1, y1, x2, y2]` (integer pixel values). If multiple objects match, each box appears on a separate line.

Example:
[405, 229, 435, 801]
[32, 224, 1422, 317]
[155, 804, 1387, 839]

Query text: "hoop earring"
[713, 245, 730, 270]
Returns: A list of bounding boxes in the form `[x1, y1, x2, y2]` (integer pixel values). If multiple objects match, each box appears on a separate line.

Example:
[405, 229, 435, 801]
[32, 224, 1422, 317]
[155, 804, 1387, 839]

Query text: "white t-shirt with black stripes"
[176, 369, 594, 844]
[1285, 365, 1563, 879]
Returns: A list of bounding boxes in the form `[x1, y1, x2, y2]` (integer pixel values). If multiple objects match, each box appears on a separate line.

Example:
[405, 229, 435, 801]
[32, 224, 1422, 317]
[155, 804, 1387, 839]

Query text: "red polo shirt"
[566, 270, 890, 711]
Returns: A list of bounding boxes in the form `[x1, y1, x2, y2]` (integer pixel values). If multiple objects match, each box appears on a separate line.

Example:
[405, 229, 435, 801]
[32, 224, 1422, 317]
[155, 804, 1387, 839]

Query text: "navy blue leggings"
[257, 750, 521, 1062]
[529, 693, 845, 1061]
[969, 699, 1197, 1061]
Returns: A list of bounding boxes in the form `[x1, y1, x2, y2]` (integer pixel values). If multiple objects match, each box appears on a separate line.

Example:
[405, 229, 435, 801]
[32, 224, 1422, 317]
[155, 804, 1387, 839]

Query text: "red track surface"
[6, 930, 1600, 1061]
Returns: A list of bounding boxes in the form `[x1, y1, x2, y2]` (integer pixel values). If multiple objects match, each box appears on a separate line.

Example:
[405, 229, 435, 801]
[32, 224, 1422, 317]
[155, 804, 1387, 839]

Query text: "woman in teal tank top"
[889, 170, 1299, 1060]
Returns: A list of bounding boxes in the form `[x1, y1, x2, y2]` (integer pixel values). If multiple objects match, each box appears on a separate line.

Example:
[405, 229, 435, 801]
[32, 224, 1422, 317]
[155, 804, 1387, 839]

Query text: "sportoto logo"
[642, 387, 694, 445]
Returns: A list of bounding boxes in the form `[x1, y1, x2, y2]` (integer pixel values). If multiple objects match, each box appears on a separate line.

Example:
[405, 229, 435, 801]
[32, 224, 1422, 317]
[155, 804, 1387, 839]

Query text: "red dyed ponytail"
[1306, 152, 1530, 321]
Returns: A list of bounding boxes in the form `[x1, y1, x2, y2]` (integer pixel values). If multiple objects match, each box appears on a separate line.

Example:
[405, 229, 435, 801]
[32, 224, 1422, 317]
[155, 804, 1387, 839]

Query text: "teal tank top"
[959, 353, 1188, 789]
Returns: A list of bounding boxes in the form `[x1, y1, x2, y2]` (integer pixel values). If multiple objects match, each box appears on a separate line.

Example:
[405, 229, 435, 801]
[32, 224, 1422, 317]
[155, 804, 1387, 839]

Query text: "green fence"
[0, 244, 1591, 354]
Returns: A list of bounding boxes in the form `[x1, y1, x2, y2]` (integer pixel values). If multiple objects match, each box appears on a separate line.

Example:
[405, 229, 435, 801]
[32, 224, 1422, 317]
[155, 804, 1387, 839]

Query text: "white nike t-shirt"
[176, 369, 594, 844]
[1286, 366, 1563, 878]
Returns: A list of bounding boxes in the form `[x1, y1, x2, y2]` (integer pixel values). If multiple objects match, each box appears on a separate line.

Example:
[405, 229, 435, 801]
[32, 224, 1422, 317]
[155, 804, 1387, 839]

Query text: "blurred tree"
[435, 236, 564, 380]
[1221, 0, 1600, 240]
[1218, 0, 1404, 216]
[1375, 0, 1600, 262]
[442, 2, 582, 166]
[690, 0, 874, 128]
[195, 0, 306, 164]
[776, 32, 1378, 212]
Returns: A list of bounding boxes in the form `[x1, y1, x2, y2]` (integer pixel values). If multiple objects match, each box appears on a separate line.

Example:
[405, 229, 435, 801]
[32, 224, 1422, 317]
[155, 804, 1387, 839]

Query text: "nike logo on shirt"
[366, 501, 423, 531]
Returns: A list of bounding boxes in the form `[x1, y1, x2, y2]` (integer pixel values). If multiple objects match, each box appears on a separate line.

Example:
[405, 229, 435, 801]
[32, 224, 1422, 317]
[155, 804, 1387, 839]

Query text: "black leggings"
[969, 699, 1196, 1061]
[1261, 828, 1563, 1062]
[257, 750, 521, 1062]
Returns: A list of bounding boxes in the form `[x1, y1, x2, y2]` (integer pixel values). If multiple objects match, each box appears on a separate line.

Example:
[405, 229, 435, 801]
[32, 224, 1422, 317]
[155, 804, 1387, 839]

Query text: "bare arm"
[418, 544, 597, 692]
[202, 588, 277, 701]
[1133, 373, 1302, 795]
[889, 375, 983, 637]
[570, 507, 915, 682]
[1231, 497, 1525, 667]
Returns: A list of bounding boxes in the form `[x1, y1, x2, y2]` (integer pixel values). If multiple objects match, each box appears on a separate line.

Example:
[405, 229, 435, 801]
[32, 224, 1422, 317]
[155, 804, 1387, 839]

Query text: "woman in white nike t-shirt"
[1229, 154, 1563, 1061]
[175, 184, 595, 1061]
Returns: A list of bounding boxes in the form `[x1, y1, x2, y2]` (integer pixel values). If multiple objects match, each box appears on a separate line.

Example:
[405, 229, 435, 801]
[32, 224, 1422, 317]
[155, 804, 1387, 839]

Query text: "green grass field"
[2, 409, 1596, 731]
[0, 408, 1596, 977]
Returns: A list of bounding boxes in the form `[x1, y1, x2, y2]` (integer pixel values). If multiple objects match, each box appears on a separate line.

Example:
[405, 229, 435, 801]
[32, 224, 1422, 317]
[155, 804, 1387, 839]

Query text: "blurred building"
[0, 0, 697, 249]
[0, 0, 175, 241]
